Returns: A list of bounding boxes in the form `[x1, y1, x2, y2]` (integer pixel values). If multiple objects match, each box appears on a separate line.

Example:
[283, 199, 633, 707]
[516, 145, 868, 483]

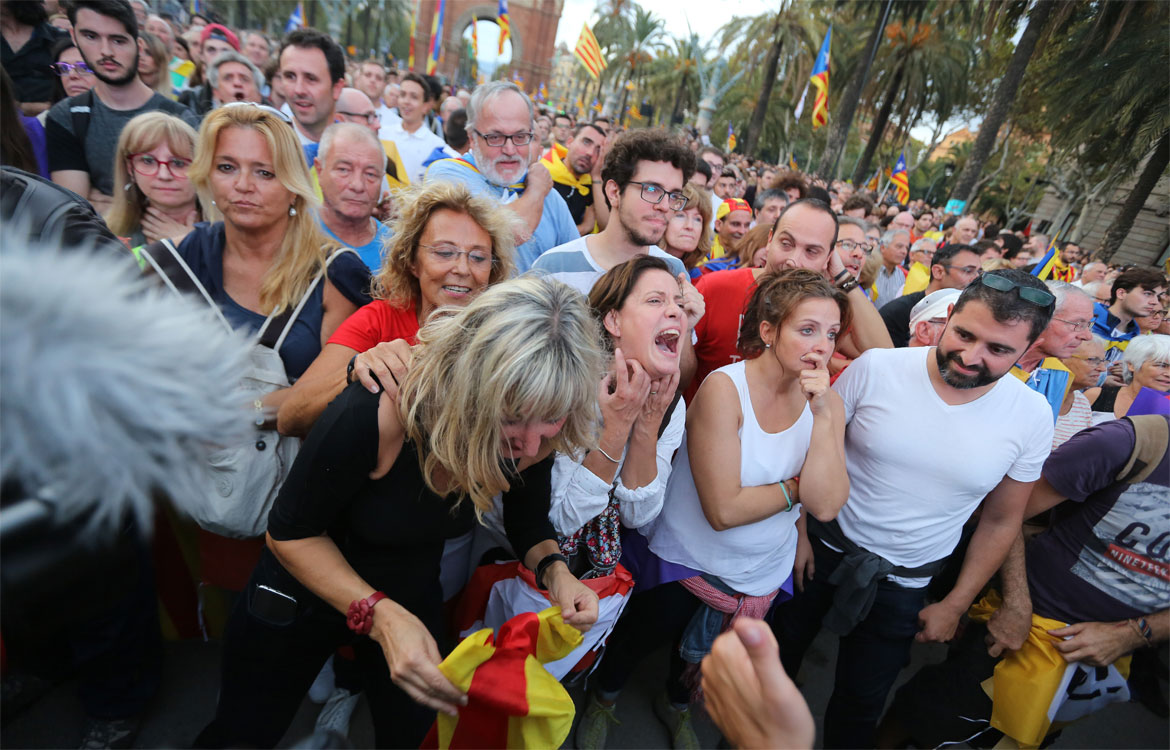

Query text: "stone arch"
[449, 6, 523, 65]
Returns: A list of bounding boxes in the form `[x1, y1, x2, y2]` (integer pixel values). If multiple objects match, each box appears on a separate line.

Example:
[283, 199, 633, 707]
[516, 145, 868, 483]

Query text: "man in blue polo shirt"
[314, 122, 391, 271]
[1092, 267, 1166, 364]
[424, 80, 576, 272]
[1009, 281, 1094, 421]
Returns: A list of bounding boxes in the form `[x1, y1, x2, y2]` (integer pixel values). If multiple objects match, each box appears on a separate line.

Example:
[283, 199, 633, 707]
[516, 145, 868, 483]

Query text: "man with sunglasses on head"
[880, 243, 982, 348]
[425, 80, 577, 272]
[772, 268, 1056, 750]
[45, 0, 196, 215]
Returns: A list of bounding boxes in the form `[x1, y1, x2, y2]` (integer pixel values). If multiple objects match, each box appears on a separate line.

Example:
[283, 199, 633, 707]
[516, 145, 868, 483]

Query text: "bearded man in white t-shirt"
[772, 268, 1058, 749]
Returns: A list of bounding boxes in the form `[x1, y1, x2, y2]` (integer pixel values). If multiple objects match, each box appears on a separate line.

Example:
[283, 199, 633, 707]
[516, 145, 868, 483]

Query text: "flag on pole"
[793, 80, 809, 121]
[725, 123, 736, 153]
[809, 26, 831, 128]
[591, 98, 601, 112]
[574, 24, 605, 81]
[497, 0, 510, 55]
[284, 1, 304, 32]
[538, 81, 548, 101]
[426, 0, 446, 75]
[470, 16, 478, 57]
[865, 168, 880, 191]
[789, 152, 798, 171]
[408, 0, 418, 70]
[891, 152, 909, 204]
[1031, 237, 1062, 280]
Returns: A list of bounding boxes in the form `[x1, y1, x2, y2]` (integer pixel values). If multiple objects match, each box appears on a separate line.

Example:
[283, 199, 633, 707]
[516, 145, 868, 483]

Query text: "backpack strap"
[140, 238, 234, 333]
[68, 90, 94, 174]
[1116, 415, 1169, 484]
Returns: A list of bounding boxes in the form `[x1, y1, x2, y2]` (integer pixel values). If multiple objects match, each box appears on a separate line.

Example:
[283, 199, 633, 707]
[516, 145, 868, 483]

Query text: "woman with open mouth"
[577, 268, 851, 750]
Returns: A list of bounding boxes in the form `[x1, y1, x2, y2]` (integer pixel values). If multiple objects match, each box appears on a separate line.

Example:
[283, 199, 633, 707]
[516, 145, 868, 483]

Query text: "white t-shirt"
[529, 234, 686, 297]
[831, 347, 1054, 586]
[379, 118, 450, 184]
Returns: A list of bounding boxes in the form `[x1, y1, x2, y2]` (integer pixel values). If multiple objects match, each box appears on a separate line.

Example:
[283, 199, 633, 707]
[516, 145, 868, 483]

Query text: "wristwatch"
[837, 277, 860, 293]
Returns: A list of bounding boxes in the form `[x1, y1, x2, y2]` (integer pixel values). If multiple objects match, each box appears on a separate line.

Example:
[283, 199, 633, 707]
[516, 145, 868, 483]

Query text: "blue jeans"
[771, 538, 927, 749]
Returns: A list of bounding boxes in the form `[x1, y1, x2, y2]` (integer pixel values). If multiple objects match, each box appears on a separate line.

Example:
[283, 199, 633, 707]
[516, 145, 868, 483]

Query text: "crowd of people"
[2, 1, 1168, 749]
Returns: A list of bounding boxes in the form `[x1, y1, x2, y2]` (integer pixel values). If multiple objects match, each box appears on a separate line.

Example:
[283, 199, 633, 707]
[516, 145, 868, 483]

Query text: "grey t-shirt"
[45, 91, 198, 196]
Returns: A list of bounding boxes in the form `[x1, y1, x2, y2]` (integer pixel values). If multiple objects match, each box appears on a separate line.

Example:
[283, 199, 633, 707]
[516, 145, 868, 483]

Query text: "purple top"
[20, 115, 49, 178]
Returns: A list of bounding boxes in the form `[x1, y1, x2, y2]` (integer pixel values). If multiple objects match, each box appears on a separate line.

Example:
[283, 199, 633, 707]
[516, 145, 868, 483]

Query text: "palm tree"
[643, 33, 705, 126]
[613, 6, 666, 115]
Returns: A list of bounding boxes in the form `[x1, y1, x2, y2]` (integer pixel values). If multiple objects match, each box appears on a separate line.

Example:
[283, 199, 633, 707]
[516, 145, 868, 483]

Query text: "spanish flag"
[497, 0, 510, 55]
[809, 26, 831, 128]
[426, 0, 446, 75]
[726, 123, 736, 153]
[891, 152, 909, 205]
[422, 606, 582, 749]
[575, 23, 606, 81]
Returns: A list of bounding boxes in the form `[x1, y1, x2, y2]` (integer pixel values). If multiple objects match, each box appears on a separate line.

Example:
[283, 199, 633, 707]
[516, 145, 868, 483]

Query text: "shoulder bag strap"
[1116, 415, 1170, 484]
[260, 246, 361, 352]
[140, 238, 234, 333]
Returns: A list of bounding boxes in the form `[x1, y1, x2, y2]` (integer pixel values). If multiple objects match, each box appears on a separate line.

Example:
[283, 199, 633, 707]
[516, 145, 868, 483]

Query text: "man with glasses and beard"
[46, 0, 196, 214]
[425, 80, 577, 271]
[772, 268, 1056, 749]
[880, 243, 982, 348]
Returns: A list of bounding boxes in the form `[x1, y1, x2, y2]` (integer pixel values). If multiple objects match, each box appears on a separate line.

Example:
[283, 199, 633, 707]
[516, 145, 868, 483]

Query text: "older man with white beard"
[423, 80, 577, 272]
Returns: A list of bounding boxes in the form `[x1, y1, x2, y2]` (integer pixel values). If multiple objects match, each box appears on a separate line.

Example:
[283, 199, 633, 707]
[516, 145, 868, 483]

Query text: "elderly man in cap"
[907, 289, 961, 348]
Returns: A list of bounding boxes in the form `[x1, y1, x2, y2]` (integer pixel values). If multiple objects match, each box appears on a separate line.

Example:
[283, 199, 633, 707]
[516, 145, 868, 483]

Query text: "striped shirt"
[529, 235, 686, 297]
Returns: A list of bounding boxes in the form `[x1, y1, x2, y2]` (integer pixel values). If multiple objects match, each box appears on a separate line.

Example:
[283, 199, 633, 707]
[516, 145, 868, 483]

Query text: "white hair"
[910, 237, 936, 253]
[318, 121, 387, 171]
[207, 50, 266, 92]
[1045, 279, 1092, 312]
[1123, 334, 1170, 371]
[1081, 280, 1106, 299]
[466, 80, 534, 132]
[881, 228, 910, 245]
[0, 236, 253, 536]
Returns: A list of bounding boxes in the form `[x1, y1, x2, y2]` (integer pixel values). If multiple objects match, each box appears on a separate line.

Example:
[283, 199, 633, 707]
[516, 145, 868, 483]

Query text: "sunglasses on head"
[977, 273, 1055, 307]
[221, 100, 293, 123]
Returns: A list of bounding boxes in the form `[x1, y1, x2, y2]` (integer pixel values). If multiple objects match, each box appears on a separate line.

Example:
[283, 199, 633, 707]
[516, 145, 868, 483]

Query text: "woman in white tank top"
[579, 269, 851, 748]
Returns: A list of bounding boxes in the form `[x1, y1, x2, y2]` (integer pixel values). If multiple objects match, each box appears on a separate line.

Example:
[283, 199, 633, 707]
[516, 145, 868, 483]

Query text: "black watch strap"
[535, 552, 569, 590]
[346, 354, 358, 384]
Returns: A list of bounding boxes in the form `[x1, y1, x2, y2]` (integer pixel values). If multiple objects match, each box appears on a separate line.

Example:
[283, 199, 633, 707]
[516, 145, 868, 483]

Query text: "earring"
[765, 343, 771, 348]
[210, 199, 217, 206]
[288, 206, 297, 217]
[124, 181, 133, 192]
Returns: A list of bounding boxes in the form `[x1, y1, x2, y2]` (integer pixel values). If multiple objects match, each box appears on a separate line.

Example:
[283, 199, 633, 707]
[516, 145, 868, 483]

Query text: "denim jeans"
[772, 538, 927, 749]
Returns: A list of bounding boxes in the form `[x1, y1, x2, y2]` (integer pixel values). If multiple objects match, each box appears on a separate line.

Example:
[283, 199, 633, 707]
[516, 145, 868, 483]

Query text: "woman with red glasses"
[105, 111, 203, 248]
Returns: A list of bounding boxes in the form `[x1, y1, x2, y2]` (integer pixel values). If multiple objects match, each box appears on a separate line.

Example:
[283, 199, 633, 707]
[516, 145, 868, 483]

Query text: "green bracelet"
[779, 479, 793, 512]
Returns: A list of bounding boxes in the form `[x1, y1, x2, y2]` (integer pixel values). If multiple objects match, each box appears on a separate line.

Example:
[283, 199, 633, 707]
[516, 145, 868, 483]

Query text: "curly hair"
[371, 181, 520, 309]
[737, 268, 851, 359]
[599, 129, 695, 209]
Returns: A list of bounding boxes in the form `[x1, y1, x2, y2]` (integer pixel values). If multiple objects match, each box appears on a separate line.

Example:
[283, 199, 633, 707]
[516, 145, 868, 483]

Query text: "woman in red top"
[278, 181, 518, 436]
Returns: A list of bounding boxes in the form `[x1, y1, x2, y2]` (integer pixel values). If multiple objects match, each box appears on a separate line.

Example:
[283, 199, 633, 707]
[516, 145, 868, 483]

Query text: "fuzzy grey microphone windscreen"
[1, 237, 254, 537]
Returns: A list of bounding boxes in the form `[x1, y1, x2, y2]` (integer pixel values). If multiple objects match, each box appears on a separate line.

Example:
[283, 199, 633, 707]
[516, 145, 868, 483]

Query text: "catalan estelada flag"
[284, 1, 304, 33]
[426, 0, 446, 74]
[408, 0, 418, 70]
[865, 167, 881, 191]
[809, 26, 831, 128]
[421, 606, 582, 749]
[789, 152, 798, 171]
[726, 123, 736, 153]
[1031, 236, 1062, 280]
[497, 0, 510, 55]
[574, 23, 605, 81]
[591, 97, 601, 112]
[891, 152, 909, 204]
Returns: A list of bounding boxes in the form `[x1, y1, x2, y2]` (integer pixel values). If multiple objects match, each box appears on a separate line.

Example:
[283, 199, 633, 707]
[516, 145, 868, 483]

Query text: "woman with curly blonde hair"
[198, 275, 604, 749]
[278, 180, 520, 437]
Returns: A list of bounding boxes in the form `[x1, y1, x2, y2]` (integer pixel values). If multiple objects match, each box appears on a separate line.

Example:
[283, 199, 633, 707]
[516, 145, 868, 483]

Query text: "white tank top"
[642, 360, 814, 595]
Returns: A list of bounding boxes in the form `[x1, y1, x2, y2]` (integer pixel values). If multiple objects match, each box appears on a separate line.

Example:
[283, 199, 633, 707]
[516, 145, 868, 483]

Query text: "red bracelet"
[346, 591, 388, 635]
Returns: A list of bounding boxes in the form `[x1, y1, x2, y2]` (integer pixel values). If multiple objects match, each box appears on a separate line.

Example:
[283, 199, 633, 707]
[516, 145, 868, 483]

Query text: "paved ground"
[3, 625, 1166, 748]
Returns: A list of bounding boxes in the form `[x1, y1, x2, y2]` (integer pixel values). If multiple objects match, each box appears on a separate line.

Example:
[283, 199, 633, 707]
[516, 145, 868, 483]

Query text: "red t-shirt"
[327, 299, 420, 351]
[688, 267, 759, 402]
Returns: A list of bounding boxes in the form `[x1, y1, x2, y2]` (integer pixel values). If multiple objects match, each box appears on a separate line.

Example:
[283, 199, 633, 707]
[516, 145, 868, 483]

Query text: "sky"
[553, 0, 777, 50]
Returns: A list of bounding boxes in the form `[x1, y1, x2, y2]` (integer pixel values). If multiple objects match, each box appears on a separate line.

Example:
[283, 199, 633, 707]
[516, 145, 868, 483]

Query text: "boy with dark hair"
[1092, 267, 1168, 363]
[46, 0, 196, 213]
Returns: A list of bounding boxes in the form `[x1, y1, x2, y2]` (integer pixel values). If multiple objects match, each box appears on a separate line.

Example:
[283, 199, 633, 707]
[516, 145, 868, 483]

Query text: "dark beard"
[935, 346, 997, 390]
[82, 49, 140, 87]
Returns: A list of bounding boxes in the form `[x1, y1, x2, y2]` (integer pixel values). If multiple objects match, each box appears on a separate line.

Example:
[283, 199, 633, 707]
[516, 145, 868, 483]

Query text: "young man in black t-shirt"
[45, 0, 197, 214]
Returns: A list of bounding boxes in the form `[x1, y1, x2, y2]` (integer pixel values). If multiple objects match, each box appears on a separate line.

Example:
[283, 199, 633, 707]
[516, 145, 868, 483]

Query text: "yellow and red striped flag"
[470, 16, 478, 57]
[809, 26, 831, 128]
[422, 607, 582, 749]
[407, 0, 418, 70]
[426, 0, 446, 75]
[574, 23, 605, 81]
[497, 0, 510, 55]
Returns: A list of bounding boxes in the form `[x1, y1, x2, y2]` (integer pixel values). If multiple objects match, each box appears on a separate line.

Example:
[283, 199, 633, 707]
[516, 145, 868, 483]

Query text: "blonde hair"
[105, 112, 200, 238]
[735, 223, 773, 267]
[399, 276, 603, 513]
[659, 182, 711, 270]
[372, 181, 520, 308]
[139, 31, 171, 97]
[188, 104, 335, 315]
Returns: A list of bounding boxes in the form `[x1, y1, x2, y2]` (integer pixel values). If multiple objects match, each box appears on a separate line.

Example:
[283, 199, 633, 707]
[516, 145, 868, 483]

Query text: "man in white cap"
[908, 289, 961, 348]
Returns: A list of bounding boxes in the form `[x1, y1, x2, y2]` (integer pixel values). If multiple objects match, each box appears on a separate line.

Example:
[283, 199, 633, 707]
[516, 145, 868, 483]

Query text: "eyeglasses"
[222, 100, 293, 123]
[835, 240, 869, 253]
[1070, 356, 1107, 367]
[977, 273, 1056, 307]
[941, 264, 981, 276]
[472, 129, 534, 147]
[338, 110, 380, 125]
[1052, 317, 1093, 332]
[129, 152, 191, 176]
[627, 181, 687, 211]
[421, 243, 494, 269]
[50, 61, 93, 76]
